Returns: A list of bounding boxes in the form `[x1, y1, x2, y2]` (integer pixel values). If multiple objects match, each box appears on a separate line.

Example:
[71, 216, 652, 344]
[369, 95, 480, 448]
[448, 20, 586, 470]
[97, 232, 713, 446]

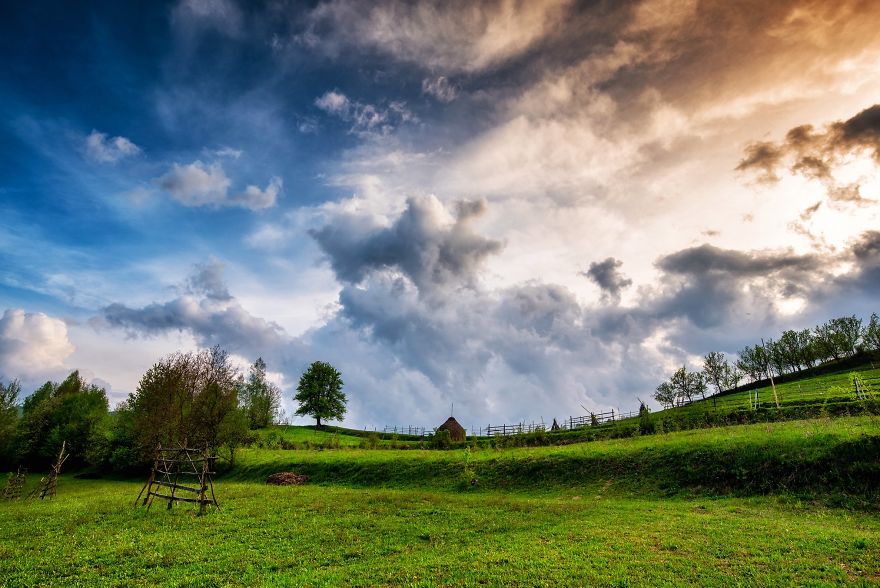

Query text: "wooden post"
[761, 338, 780, 409]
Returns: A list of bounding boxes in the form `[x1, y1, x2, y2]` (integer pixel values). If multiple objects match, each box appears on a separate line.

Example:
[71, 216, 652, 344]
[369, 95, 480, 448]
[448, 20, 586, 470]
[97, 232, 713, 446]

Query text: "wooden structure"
[2, 466, 27, 500]
[436, 416, 466, 442]
[30, 441, 68, 500]
[136, 445, 219, 515]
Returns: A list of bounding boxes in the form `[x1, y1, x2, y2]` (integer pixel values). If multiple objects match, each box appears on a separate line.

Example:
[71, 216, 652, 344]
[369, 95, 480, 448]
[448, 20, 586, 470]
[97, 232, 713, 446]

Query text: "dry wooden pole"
[761, 338, 781, 409]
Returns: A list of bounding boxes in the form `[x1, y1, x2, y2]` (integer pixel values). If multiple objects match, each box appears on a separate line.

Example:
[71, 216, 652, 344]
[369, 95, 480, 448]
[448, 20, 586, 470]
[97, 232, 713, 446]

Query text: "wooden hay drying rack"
[2, 466, 27, 500]
[135, 444, 219, 515]
[29, 441, 68, 500]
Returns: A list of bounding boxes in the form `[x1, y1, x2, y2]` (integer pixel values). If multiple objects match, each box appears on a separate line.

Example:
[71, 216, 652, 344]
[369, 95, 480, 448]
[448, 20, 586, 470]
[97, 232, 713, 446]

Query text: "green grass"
[251, 425, 423, 449]
[675, 365, 880, 417]
[1, 479, 878, 586]
[233, 417, 880, 504]
[2, 417, 879, 586]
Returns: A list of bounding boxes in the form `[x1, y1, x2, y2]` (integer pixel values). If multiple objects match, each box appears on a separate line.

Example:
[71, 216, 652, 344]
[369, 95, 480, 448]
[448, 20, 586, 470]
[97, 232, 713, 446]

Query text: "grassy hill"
[1, 416, 879, 586]
[3, 363, 880, 586]
[235, 417, 880, 505]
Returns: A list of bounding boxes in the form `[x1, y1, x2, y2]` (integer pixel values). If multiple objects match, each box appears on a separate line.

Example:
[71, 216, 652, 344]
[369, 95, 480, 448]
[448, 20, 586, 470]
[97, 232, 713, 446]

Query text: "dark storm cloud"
[310, 196, 502, 295]
[646, 244, 828, 329]
[584, 257, 632, 301]
[657, 244, 822, 277]
[835, 104, 880, 158]
[737, 104, 880, 204]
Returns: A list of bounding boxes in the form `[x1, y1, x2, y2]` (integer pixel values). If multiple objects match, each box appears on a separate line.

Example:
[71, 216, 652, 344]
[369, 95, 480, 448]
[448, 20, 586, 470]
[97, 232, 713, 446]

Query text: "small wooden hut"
[436, 416, 466, 442]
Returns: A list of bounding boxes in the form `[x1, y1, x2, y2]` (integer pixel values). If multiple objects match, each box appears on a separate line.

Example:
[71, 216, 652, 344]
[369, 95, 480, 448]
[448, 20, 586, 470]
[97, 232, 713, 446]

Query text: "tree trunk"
[316, 416, 321, 428]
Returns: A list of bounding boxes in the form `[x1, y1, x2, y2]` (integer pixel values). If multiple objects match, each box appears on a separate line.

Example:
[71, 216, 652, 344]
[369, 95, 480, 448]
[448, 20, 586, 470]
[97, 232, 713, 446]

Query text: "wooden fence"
[382, 426, 431, 437]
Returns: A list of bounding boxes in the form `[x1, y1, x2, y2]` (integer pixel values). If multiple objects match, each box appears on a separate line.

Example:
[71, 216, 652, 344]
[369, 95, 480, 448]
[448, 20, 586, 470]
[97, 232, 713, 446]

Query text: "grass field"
[2, 416, 879, 586]
[670, 365, 880, 418]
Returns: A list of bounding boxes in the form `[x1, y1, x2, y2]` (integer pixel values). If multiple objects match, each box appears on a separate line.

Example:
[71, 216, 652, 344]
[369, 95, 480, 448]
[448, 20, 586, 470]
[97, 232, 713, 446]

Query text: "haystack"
[266, 472, 309, 485]
[436, 416, 466, 442]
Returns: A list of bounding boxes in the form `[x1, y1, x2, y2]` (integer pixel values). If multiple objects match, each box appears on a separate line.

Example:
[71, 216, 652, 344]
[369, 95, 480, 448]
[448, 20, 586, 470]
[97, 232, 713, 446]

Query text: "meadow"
[2, 416, 879, 587]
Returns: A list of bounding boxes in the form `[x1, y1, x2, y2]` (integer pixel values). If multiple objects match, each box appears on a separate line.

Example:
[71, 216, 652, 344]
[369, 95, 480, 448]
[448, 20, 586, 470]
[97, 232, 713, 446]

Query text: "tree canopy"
[126, 346, 244, 460]
[294, 361, 346, 427]
[240, 357, 282, 429]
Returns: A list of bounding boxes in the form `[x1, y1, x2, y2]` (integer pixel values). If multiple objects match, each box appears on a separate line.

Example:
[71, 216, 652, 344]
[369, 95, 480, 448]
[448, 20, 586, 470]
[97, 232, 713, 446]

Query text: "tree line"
[0, 347, 347, 472]
[653, 313, 880, 409]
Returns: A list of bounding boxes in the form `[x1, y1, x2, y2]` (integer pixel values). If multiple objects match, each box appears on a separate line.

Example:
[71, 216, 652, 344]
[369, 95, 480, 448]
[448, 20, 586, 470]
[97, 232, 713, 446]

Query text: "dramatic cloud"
[297, 0, 572, 73]
[0, 309, 75, 379]
[101, 262, 287, 355]
[646, 244, 829, 329]
[737, 104, 880, 203]
[584, 258, 632, 302]
[314, 91, 417, 136]
[310, 196, 502, 295]
[84, 130, 140, 163]
[156, 160, 281, 210]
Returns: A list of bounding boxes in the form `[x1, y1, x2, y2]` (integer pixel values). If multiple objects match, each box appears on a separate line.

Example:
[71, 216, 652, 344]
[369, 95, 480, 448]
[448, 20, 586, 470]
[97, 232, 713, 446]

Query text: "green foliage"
[656, 366, 706, 407]
[704, 352, 745, 392]
[432, 428, 451, 449]
[863, 313, 880, 352]
[736, 344, 768, 382]
[638, 403, 654, 435]
[14, 371, 109, 469]
[359, 433, 380, 449]
[217, 408, 251, 468]
[126, 346, 241, 462]
[0, 379, 21, 466]
[653, 382, 675, 409]
[240, 358, 282, 429]
[814, 315, 862, 362]
[294, 361, 346, 427]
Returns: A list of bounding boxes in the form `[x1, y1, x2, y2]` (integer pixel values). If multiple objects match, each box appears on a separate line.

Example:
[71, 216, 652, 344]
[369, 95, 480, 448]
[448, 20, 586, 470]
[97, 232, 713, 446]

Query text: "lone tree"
[294, 361, 346, 428]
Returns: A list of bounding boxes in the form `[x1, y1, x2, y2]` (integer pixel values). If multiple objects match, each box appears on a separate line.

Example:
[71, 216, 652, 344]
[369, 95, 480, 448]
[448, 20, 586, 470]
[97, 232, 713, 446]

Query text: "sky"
[1, 0, 879, 430]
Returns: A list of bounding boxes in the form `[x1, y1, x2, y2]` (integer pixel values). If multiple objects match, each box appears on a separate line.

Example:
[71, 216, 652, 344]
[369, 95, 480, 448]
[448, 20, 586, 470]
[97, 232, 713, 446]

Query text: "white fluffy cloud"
[157, 160, 281, 210]
[84, 130, 141, 163]
[0, 309, 75, 379]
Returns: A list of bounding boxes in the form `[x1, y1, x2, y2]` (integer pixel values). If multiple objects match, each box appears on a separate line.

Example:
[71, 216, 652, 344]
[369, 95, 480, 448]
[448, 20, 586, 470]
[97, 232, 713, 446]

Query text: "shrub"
[359, 433, 380, 450]
[432, 429, 451, 449]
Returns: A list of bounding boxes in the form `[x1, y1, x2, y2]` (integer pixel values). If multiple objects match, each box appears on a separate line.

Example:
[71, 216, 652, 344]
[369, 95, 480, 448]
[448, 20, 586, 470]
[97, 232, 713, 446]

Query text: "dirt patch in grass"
[266, 472, 310, 485]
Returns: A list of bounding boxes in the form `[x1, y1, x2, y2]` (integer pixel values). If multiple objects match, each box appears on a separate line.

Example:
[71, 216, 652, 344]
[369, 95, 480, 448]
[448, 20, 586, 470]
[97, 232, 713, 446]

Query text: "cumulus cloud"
[233, 177, 282, 210]
[158, 160, 230, 205]
[94, 197, 880, 426]
[314, 90, 417, 136]
[100, 262, 287, 355]
[737, 104, 880, 204]
[156, 160, 281, 210]
[310, 195, 502, 296]
[297, 0, 572, 73]
[584, 257, 632, 302]
[84, 130, 140, 163]
[0, 309, 75, 379]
